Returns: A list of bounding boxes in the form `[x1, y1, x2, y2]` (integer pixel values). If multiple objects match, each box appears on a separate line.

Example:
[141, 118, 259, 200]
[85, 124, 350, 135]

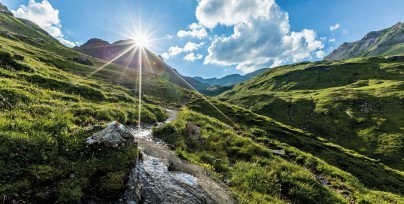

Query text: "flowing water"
[120, 110, 233, 204]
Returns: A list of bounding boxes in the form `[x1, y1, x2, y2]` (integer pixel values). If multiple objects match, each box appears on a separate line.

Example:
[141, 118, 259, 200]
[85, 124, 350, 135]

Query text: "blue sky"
[1, 0, 403, 78]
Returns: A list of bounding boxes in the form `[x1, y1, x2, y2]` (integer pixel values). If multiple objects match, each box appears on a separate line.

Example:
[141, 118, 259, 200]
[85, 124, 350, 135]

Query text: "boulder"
[185, 122, 201, 141]
[271, 149, 286, 156]
[86, 121, 134, 148]
[72, 56, 94, 66]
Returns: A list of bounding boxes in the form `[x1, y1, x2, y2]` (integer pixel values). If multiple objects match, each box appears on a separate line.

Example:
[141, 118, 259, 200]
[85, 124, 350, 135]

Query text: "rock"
[386, 55, 404, 62]
[185, 122, 201, 141]
[0, 3, 13, 16]
[86, 121, 134, 148]
[5, 32, 13, 39]
[271, 149, 286, 155]
[72, 56, 94, 66]
[315, 175, 330, 186]
[134, 183, 142, 201]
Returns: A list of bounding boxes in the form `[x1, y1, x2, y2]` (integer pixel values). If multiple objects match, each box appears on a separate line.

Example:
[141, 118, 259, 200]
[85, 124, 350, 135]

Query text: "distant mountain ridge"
[325, 22, 404, 60]
[76, 39, 268, 91]
[192, 68, 268, 86]
[75, 38, 210, 90]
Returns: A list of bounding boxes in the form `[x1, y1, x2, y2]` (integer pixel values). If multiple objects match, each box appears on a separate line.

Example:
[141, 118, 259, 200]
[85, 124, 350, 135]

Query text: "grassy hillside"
[219, 56, 404, 170]
[153, 97, 404, 203]
[1, 9, 403, 203]
[0, 12, 189, 202]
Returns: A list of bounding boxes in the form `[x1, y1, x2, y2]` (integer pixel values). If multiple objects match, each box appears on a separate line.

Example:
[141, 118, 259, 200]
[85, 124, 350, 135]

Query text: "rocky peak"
[0, 3, 13, 16]
[392, 22, 403, 29]
[81, 38, 110, 48]
[325, 22, 403, 60]
[363, 30, 383, 40]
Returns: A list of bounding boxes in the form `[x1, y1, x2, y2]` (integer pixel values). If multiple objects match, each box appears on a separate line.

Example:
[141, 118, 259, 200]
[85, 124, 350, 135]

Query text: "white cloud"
[198, 0, 324, 73]
[329, 38, 336, 42]
[330, 23, 340, 31]
[161, 52, 170, 60]
[58, 38, 76, 47]
[12, 0, 76, 47]
[177, 23, 208, 39]
[162, 42, 205, 59]
[342, 29, 349, 34]
[183, 42, 205, 52]
[196, 0, 275, 28]
[167, 46, 183, 56]
[315, 50, 326, 58]
[184, 53, 203, 61]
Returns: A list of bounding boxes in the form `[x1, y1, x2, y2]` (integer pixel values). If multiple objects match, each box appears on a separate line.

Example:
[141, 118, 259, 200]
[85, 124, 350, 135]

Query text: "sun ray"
[141, 48, 156, 76]
[87, 44, 136, 77]
[117, 46, 138, 81]
[85, 0, 234, 128]
[137, 46, 143, 128]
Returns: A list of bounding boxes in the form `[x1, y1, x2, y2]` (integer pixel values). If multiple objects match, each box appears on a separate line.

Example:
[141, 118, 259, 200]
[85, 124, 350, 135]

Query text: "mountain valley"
[0, 2, 403, 204]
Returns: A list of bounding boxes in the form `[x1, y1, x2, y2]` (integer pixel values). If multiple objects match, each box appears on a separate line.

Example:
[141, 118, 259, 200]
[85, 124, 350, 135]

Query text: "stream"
[120, 110, 234, 204]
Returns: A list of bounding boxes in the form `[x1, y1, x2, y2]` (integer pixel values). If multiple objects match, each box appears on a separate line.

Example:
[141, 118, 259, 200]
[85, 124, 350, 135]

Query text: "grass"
[1, 11, 403, 203]
[218, 56, 404, 170]
[186, 96, 404, 193]
[153, 108, 404, 203]
[0, 54, 166, 202]
[0, 12, 189, 202]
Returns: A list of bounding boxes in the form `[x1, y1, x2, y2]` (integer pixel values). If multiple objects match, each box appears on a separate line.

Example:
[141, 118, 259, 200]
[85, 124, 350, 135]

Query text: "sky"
[1, 0, 403, 78]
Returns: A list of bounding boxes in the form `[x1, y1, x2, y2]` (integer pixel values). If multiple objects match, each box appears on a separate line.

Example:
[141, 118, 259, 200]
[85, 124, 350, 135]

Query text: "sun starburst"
[85, 1, 234, 128]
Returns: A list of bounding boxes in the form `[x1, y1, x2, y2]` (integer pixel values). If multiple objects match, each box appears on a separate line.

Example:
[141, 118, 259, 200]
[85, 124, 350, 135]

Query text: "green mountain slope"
[0, 10, 190, 202]
[1, 3, 404, 203]
[325, 22, 403, 60]
[153, 96, 404, 203]
[219, 56, 404, 170]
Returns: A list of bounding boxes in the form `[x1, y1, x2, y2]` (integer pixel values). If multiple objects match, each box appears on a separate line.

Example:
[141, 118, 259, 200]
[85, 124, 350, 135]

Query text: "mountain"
[219, 56, 404, 170]
[0, 6, 191, 202]
[0, 3, 13, 16]
[192, 68, 269, 86]
[75, 38, 210, 91]
[325, 22, 404, 60]
[1, 3, 404, 203]
[168, 95, 404, 203]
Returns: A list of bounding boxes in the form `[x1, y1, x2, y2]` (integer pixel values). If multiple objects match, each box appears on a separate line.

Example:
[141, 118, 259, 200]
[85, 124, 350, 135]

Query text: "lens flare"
[86, 1, 235, 129]
[133, 34, 149, 48]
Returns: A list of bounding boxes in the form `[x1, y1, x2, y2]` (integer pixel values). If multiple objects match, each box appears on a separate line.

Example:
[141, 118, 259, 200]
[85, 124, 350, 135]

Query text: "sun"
[133, 34, 149, 48]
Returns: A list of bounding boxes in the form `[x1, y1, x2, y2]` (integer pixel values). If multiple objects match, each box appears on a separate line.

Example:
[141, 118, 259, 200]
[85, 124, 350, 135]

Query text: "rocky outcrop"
[0, 3, 13, 16]
[71, 56, 94, 66]
[86, 121, 134, 147]
[186, 122, 201, 141]
[325, 22, 403, 60]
